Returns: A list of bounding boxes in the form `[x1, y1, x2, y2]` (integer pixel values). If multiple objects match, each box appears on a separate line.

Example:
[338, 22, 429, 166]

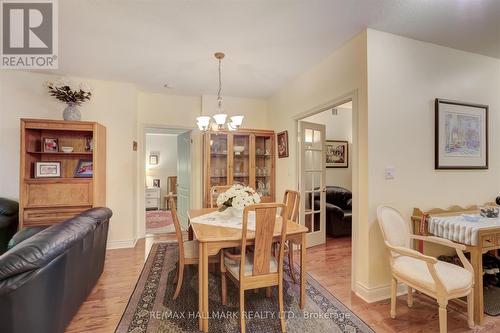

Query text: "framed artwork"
[325, 140, 348, 168]
[435, 98, 488, 169]
[34, 161, 61, 178]
[43, 137, 59, 152]
[74, 159, 93, 178]
[153, 179, 161, 188]
[277, 131, 289, 158]
[149, 153, 159, 165]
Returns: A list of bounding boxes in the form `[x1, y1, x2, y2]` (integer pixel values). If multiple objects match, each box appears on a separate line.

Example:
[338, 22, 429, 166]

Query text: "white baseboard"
[106, 239, 137, 250]
[355, 281, 408, 303]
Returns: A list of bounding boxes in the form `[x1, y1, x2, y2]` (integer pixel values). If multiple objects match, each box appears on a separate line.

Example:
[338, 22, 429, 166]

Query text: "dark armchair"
[313, 186, 352, 237]
[0, 198, 19, 254]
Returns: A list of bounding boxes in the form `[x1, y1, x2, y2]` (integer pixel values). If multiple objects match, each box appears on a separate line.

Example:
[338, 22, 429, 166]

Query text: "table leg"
[198, 242, 204, 331]
[202, 243, 209, 332]
[300, 232, 306, 309]
[471, 247, 483, 325]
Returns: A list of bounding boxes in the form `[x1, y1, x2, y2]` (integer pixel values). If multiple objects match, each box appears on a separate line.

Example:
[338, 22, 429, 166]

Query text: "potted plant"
[216, 184, 261, 217]
[46, 79, 92, 121]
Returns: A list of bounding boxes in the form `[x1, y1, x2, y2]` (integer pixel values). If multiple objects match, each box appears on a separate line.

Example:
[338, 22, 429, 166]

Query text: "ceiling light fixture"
[196, 52, 244, 131]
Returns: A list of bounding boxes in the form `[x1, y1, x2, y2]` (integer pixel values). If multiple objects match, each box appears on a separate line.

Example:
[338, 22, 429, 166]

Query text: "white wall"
[302, 107, 353, 190]
[0, 70, 138, 247]
[146, 134, 178, 207]
[366, 30, 500, 288]
[268, 31, 369, 290]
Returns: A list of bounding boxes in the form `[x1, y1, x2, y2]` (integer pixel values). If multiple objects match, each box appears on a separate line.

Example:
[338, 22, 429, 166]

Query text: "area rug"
[146, 210, 174, 234]
[116, 242, 373, 333]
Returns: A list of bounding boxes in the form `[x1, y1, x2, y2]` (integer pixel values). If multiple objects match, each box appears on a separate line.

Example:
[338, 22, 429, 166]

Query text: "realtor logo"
[1, 0, 58, 69]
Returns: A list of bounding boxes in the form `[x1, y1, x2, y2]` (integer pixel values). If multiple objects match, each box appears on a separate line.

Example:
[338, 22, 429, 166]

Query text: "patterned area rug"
[116, 243, 374, 333]
[146, 211, 174, 234]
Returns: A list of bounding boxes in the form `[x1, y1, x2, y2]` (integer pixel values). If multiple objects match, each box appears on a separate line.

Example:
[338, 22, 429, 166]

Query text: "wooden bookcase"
[19, 119, 106, 228]
[203, 129, 275, 207]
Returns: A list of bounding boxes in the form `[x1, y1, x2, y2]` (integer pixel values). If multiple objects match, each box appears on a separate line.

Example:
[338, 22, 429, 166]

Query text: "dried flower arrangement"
[46, 79, 92, 105]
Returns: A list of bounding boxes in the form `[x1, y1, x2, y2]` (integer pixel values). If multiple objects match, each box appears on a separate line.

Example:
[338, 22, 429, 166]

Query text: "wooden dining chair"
[377, 205, 474, 333]
[210, 185, 232, 208]
[170, 198, 218, 300]
[283, 190, 300, 283]
[220, 203, 289, 333]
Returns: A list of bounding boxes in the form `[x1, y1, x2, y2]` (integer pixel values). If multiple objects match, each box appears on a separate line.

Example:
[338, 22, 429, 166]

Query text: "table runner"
[428, 214, 500, 245]
[190, 210, 257, 230]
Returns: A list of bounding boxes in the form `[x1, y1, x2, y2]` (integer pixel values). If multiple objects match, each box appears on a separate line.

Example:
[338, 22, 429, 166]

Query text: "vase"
[229, 206, 243, 218]
[63, 103, 81, 121]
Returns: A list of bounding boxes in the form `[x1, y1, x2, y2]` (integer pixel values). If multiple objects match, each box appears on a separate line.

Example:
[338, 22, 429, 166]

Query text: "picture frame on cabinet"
[34, 161, 61, 178]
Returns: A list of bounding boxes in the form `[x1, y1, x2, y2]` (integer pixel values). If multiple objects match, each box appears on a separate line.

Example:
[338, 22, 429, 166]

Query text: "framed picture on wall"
[277, 130, 289, 158]
[325, 140, 348, 168]
[435, 98, 488, 169]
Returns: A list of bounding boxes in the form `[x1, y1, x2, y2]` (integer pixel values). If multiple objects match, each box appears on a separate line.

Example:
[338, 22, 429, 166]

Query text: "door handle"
[322, 187, 326, 193]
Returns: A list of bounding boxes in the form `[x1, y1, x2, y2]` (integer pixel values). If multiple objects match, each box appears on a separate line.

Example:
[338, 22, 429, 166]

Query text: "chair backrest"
[167, 176, 177, 194]
[169, 198, 185, 260]
[210, 185, 232, 208]
[283, 190, 300, 222]
[376, 205, 411, 249]
[240, 203, 288, 278]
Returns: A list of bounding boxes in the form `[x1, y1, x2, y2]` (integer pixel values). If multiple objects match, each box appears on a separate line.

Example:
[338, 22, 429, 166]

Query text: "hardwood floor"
[67, 234, 498, 333]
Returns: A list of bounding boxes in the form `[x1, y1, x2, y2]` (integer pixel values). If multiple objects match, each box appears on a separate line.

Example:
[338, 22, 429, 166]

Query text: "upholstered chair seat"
[393, 255, 473, 293]
[224, 253, 278, 278]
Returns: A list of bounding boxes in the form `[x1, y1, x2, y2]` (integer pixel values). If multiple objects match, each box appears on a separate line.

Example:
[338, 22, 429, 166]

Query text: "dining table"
[187, 208, 309, 333]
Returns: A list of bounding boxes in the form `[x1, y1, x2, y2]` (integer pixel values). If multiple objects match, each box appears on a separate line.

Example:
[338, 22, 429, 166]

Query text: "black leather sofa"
[0, 198, 19, 255]
[314, 186, 352, 237]
[0, 207, 112, 333]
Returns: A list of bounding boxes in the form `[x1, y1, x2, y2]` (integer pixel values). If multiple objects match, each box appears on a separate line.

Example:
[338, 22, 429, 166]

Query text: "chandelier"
[196, 52, 244, 131]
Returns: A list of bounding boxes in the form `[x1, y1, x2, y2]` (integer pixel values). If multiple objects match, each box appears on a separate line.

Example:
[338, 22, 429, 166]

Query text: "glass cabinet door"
[232, 134, 250, 186]
[209, 133, 229, 188]
[254, 135, 273, 200]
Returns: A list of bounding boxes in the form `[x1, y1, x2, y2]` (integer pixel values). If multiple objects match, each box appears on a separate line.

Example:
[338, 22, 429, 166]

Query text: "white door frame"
[293, 89, 359, 292]
[137, 123, 199, 239]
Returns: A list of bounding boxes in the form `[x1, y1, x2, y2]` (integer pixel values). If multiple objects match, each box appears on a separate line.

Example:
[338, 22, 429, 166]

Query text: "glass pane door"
[299, 121, 326, 248]
[232, 134, 250, 186]
[254, 135, 273, 200]
[209, 133, 228, 188]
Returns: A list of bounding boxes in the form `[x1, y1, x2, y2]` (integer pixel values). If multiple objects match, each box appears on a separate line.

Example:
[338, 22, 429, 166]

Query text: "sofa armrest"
[325, 202, 344, 220]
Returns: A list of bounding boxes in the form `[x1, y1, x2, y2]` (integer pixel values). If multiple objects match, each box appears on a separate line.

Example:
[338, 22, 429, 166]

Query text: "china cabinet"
[203, 129, 275, 207]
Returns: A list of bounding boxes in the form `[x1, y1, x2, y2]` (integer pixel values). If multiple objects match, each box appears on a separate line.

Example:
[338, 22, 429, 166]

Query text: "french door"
[299, 121, 326, 247]
[176, 130, 191, 228]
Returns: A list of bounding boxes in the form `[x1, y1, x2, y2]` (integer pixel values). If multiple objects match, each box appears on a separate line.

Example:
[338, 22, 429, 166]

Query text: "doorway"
[144, 127, 192, 235]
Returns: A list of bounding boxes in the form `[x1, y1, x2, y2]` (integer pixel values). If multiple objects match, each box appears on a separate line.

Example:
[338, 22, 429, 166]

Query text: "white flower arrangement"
[216, 184, 261, 211]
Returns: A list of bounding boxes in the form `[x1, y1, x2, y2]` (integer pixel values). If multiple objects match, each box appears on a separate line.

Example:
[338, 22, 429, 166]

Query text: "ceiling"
[52, 0, 500, 98]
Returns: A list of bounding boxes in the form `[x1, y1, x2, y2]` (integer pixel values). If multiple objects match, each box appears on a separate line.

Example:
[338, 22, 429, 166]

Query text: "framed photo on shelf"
[153, 179, 161, 188]
[435, 98, 488, 169]
[74, 159, 93, 178]
[325, 140, 348, 168]
[34, 161, 61, 178]
[85, 136, 93, 152]
[42, 137, 59, 152]
[277, 130, 289, 158]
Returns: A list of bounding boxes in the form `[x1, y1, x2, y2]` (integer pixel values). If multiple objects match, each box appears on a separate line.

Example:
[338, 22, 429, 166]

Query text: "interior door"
[299, 121, 326, 247]
[177, 130, 191, 228]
